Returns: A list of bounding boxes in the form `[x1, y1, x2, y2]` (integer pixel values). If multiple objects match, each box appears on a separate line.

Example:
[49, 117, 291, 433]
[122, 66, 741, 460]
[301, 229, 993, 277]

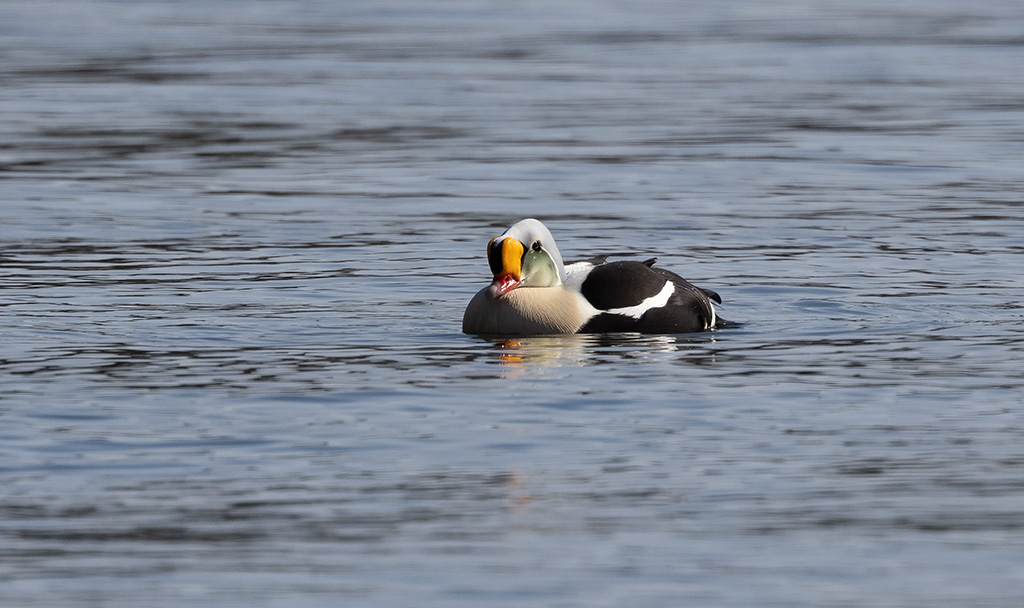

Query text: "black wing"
[578, 260, 723, 334]
[579, 261, 665, 310]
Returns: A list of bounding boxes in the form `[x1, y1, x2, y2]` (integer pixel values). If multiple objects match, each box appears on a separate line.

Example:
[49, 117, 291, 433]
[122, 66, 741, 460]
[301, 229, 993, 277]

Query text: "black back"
[578, 261, 722, 334]
[580, 261, 666, 310]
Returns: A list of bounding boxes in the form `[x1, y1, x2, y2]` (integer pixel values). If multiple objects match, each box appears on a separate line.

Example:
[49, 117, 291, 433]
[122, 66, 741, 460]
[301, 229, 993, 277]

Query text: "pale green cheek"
[521, 251, 561, 287]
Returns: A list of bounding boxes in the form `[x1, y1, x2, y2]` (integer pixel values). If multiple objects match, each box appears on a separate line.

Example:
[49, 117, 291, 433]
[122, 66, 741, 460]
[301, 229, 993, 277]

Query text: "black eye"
[532, 241, 542, 252]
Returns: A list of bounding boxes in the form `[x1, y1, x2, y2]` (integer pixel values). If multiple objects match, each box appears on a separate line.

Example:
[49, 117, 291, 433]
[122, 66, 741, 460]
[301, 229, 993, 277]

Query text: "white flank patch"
[562, 261, 596, 292]
[605, 281, 675, 319]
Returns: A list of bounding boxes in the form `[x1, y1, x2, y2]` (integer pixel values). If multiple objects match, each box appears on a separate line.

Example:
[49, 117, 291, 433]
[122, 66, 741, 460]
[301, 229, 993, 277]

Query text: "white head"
[484, 218, 567, 298]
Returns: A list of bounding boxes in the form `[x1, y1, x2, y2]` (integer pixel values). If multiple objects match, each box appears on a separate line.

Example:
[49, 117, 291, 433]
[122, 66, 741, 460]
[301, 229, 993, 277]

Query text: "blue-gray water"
[3, 1, 1024, 606]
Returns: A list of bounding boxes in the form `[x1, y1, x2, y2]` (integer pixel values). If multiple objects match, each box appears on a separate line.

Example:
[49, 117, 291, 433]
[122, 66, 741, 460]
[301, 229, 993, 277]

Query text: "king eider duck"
[463, 218, 728, 336]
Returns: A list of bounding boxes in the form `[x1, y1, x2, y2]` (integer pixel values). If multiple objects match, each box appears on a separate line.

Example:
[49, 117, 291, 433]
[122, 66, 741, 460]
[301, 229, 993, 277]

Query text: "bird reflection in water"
[502, 471, 533, 514]
[489, 333, 691, 375]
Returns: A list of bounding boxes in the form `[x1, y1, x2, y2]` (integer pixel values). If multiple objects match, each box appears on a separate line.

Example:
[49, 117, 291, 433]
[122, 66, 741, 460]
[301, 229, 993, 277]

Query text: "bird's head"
[484, 218, 566, 299]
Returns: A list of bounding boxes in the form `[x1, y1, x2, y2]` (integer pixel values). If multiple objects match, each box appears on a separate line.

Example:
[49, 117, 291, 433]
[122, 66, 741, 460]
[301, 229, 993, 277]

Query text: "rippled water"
[3, 1, 1024, 606]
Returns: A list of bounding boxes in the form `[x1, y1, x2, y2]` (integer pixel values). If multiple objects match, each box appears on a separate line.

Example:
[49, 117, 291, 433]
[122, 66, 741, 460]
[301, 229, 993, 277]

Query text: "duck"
[462, 218, 728, 336]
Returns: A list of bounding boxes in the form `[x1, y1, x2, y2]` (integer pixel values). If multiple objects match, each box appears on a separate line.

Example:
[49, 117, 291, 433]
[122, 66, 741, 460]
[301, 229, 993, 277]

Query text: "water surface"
[3, 1, 1024, 606]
